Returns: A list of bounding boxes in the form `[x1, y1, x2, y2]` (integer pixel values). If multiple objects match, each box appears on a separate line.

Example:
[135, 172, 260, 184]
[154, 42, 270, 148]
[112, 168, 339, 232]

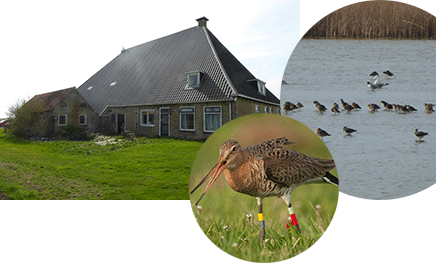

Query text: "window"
[180, 107, 195, 131]
[110, 81, 117, 87]
[257, 80, 266, 95]
[186, 71, 203, 89]
[270, 107, 273, 113]
[204, 106, 222, 132]
[79, 114, 87, 125]
[140, 110, 155, 126]
[255, 105, 260, 113]
[58, 114, 67, 126]
[277, 108, 281, 114]
[264, 106, 268, 113]
[59, 101, 67, 107]
[247, 79, 266, 95]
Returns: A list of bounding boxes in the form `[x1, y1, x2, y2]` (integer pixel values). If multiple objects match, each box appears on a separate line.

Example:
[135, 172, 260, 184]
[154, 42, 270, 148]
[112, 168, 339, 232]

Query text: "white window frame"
[257, 80, 266, 95]
[140, 109, 155, 127]
[179, 107, 195, 131]
[79, 114, 87, 125]
[255, 105, 260, 113]
[58, 114, 67, 126]
[203, 106, 222, 133]
[264, 106, 268, 113]
[186, 71, 202, 89]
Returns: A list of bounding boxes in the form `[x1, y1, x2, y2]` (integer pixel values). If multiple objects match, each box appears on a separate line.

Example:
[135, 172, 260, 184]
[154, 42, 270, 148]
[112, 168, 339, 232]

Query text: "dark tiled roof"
[77, 22, 279, 114]
[27, 87, 76, 111]
[207, 30, 280, 104]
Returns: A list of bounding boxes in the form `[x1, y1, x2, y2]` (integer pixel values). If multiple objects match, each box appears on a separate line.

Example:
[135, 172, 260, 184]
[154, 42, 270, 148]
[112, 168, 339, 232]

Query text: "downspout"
[137, 106, 139, 135]
[229, 101, 232, 122]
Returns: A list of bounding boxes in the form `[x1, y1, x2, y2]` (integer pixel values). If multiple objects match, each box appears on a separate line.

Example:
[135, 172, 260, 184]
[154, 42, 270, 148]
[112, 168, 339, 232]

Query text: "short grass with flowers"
[191, 182, 338, 262]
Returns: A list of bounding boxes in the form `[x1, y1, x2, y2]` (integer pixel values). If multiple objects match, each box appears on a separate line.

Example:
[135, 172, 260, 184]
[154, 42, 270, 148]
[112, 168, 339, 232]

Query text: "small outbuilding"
[26, 87, 93, 137]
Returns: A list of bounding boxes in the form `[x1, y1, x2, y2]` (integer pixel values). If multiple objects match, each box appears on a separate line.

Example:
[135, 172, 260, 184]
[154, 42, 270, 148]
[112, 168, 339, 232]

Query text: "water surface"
[281, 39, 436, 200]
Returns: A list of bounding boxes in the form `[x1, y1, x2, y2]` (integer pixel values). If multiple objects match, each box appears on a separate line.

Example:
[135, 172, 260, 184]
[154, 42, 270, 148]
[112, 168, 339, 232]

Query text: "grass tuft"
[192, 200, 334, 262]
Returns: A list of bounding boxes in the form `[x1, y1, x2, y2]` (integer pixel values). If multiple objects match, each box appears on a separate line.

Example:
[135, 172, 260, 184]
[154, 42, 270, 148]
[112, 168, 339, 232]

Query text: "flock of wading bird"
[282, 70, 433, 142]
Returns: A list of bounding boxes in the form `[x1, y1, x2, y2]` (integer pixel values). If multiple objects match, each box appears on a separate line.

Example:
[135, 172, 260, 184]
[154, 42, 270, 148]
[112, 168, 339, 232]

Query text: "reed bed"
[304, 0, 436, 39]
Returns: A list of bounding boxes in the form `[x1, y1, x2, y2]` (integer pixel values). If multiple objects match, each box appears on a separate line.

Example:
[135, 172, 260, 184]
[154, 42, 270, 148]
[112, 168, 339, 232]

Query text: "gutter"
[99, 98, 237, 116]
[232, 94, 280, 106]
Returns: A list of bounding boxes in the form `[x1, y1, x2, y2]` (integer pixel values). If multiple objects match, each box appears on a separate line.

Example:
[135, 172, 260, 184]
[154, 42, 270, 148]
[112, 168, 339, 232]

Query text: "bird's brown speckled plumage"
[191, 137, 338, 238]
[219, 138, 336, 198]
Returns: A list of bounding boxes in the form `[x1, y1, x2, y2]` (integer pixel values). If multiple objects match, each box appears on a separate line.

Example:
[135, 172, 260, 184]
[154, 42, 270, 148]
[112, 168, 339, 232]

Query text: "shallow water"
[281, 39, 436, 200]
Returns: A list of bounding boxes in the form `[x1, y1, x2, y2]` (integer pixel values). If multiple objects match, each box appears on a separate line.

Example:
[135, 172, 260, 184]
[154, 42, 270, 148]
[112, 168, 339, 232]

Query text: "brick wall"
[102, 98, 280, 140]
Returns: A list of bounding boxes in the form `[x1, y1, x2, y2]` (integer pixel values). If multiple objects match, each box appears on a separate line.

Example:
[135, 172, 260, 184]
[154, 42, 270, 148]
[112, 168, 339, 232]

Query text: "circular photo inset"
[189, 114, 338, 262]
[281, 1, 436, 200]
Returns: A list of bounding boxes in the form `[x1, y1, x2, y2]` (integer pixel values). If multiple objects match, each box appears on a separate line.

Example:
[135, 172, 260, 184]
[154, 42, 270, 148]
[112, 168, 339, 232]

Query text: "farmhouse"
[26, 87, 93, 137]
[75, 17, 280, 140]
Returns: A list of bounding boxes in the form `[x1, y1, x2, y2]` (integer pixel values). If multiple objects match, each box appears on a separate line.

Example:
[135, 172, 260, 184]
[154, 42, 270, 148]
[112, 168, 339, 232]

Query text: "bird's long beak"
[190, 158, 228, 206]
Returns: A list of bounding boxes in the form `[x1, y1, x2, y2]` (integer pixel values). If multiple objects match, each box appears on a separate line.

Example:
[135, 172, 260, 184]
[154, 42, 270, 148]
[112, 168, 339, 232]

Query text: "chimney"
[196, 17, 209, 28]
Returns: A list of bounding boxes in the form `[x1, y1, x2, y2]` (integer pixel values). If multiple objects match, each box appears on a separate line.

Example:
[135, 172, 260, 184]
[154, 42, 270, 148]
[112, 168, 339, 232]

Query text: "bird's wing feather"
[245, 137, 293, 153]
[262, 148, 335, 187]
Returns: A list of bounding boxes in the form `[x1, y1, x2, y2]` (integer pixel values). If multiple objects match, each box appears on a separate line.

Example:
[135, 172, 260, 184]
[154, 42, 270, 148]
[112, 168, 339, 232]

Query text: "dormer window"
[247, 79, 266, 96]
[257, 80, 266, 96]
[186, 71, 203, 89]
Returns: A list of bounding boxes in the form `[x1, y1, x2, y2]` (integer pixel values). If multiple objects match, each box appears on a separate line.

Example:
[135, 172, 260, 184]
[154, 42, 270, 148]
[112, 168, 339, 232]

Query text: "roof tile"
[77, 23, 279, 114]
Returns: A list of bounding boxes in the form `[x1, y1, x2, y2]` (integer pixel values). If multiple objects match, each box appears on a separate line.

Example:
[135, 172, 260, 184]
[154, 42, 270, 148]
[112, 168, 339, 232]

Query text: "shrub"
[57, 125, 91, 141]
[6, 98, 44, 139]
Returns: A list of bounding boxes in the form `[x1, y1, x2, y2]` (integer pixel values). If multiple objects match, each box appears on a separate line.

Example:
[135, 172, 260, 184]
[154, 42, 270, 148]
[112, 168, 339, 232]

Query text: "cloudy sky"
[0, 0, 299, 117]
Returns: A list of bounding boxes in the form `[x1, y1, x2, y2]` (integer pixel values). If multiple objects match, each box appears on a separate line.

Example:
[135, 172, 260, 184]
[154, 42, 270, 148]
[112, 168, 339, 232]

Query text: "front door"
[160, 108, 170, 137]
[117, 114, 125, 134]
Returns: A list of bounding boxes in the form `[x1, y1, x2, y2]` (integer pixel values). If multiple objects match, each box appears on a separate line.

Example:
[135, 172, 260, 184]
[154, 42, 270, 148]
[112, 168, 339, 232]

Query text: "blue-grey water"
[281, 39, 436, 200]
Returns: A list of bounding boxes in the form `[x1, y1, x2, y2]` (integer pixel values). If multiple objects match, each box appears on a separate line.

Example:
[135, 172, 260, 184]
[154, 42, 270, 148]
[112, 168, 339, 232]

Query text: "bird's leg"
[285, 205, 301, 233]
[256, 197, 266, 243]
[281, 195, 301, 233]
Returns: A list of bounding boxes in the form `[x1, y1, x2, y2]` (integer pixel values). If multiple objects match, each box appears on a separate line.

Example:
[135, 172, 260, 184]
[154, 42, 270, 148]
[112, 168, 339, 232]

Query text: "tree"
[6, 98, 44, 138]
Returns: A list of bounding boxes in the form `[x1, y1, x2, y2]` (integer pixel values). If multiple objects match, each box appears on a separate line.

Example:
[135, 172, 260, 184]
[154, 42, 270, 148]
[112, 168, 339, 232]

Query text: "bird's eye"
[232, 146, 236, 152]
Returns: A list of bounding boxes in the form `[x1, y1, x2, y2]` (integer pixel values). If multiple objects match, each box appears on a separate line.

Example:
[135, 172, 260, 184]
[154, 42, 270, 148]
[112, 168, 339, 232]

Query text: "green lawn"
[192, 184, 337, 262]
[0, 129, 202, 199]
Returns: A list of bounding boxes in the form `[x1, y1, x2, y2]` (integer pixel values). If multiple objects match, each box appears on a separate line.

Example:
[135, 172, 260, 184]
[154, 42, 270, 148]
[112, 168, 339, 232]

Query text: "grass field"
[0, 129, 202, 200]
[192, 184, 337, 262]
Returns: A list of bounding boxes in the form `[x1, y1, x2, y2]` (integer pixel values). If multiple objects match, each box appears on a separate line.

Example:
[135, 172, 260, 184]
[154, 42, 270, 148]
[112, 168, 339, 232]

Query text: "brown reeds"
[304, 0, 436, 39]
